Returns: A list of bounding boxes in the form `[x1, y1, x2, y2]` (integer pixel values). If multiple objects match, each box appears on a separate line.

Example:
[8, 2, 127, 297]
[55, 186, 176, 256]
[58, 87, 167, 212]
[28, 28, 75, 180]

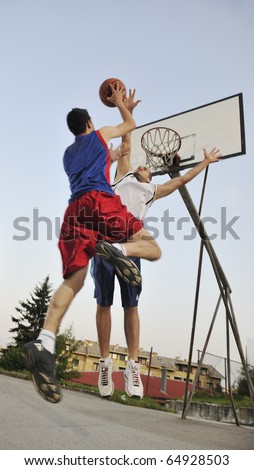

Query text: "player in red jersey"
[22, 84, 161, 403]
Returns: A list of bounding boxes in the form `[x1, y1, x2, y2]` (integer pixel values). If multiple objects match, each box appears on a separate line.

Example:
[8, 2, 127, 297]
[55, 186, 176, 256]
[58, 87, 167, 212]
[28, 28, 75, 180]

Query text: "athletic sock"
[112, 243, 126, 256]
[37, 329, 56, 354]
[129, 359, 139, 365]
[100, 356, 111, 365]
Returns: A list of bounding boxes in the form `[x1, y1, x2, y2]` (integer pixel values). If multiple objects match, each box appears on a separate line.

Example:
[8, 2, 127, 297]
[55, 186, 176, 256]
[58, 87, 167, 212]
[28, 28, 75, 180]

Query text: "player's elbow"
[128, 118, 136, 132]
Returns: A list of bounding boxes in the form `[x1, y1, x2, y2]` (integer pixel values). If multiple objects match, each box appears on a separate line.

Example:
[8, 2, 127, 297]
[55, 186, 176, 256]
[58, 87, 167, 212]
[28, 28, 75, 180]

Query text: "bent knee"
[150, 242, 161, 260]
[64, 267, 87, 294]
[154, 245, 162, 260]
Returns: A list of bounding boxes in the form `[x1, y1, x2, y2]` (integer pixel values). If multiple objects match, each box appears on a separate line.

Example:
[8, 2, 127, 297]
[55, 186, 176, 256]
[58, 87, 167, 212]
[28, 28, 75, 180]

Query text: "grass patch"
[108, 389, 172, 412]
[192, 391, 252, 408]
[63, 380, 172, 412]
[62, 380, 98, 394]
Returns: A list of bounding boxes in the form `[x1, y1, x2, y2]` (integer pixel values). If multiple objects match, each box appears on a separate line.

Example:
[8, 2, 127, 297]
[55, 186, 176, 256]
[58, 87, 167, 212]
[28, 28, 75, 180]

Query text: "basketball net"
[141, 127, 182, 175]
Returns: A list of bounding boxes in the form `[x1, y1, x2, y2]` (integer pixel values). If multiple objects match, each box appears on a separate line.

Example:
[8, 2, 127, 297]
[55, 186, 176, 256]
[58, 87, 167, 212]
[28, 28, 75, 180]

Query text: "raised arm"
[154, 148, 221, 201]
[114, 89, 141, 181]
[99, 83, 137, 143]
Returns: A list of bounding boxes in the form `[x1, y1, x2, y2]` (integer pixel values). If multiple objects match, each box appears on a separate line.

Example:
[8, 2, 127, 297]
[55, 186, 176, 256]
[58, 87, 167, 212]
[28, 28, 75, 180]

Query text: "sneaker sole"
[95, 243, 141, 287]
[22, 345, 61, 404]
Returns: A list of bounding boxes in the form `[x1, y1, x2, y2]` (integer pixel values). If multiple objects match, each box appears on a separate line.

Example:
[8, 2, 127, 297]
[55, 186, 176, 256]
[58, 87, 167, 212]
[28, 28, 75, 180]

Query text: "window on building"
[174, 376, 182, 381]
[138, 357, 147, 365]
[119, 354, 126, 361]
[72, 359, 79, 367]
[93, 362, 99, 371]
[112, 353, 117, 360]
[176, 364, 188, 372]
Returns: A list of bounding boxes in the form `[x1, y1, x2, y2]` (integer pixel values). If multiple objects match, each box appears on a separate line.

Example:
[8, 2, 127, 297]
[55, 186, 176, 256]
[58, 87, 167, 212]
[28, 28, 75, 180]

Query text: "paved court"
[1, 374, 254, 450]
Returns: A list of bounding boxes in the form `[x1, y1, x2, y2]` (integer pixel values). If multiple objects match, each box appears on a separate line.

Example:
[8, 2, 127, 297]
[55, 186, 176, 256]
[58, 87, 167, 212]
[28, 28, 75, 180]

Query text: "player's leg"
[124, 306, 140, 361]
[118, 263, 144, 399]
[92, 256, 115, 397]
[96, 229, 161, 289]
[44, 267, 88, 334]
[123, 227, 161, 260]
[96, 305, 111, 359]
[123, 306, 143, 399]
[22, 267, 88, 404]
[96, 305, 114, 397]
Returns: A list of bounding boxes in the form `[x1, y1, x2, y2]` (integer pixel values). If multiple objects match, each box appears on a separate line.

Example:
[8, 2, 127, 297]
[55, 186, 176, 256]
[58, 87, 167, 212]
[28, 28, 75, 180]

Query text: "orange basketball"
[99, 78, 126, 107]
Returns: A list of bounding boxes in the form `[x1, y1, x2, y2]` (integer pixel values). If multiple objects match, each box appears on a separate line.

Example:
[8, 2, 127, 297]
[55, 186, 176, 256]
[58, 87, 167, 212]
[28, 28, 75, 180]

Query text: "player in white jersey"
[111, 171, 157, 220]
[92, 91, 221, 399]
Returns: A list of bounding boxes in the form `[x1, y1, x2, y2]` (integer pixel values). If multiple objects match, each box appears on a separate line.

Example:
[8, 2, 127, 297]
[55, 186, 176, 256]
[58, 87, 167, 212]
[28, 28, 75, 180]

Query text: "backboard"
[131, 93, 245, 175]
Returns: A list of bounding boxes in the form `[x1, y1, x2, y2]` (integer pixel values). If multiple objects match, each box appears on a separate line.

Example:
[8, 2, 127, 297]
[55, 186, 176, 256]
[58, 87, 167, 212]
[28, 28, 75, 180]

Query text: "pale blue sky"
[1, 0, 254, 363]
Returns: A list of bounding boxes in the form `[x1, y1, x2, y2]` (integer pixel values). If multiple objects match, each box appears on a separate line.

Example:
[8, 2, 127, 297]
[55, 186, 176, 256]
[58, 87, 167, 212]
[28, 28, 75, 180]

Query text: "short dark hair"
[66, 108, 91, 136]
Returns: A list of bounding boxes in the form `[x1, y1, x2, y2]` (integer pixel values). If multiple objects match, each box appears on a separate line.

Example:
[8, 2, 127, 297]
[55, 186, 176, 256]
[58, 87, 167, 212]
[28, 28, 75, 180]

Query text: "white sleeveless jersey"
[111, 172, 157, 220]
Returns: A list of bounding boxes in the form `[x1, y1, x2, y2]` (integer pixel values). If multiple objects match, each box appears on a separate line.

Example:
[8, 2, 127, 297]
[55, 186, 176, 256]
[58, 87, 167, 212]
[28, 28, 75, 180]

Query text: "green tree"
[56, 325, 81, 381]
[9, 276, 52, 347]
[235, 365, 254, 397]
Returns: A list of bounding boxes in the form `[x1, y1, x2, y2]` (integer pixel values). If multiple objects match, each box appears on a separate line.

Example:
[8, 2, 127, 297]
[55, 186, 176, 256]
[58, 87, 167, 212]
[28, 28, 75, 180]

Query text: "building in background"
[70, 339, 224, 392]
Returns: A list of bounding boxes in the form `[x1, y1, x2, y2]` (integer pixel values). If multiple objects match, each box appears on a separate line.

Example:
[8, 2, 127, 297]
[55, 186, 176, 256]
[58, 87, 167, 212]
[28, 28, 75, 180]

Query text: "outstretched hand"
[109, 141, 129, 162]
[107, 84, 141, 113]
[203, 147, 222, 163]
[107, 81, 126, 107]
[124, 89, 142, 113]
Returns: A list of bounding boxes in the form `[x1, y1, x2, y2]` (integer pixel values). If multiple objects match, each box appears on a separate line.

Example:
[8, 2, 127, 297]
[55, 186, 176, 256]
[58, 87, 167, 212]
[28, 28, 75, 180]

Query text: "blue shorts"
[91, 255, 142, 308]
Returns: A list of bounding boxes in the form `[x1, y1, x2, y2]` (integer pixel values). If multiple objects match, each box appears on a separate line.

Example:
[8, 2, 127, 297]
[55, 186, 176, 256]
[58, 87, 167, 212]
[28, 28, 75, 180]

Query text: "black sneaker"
[95, 242, 141, 286]
[22, 340, 61, 404]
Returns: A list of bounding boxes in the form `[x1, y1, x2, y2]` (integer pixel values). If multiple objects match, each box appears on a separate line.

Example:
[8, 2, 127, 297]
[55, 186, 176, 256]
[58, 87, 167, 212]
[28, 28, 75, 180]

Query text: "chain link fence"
[197, 350, 242, 392]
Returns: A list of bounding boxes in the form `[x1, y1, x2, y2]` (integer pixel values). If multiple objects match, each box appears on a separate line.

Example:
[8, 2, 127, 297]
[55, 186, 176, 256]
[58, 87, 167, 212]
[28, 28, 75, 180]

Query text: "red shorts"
[58, 190, 143, 278]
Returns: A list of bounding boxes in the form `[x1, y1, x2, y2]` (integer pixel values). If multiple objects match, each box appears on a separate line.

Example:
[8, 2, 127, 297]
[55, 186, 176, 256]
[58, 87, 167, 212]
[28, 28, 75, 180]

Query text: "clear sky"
[1, 0, 254, 364]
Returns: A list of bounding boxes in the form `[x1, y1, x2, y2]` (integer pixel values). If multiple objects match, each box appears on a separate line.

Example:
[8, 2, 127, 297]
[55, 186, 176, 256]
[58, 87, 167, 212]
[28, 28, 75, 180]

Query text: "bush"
[0, 348, 26, 371]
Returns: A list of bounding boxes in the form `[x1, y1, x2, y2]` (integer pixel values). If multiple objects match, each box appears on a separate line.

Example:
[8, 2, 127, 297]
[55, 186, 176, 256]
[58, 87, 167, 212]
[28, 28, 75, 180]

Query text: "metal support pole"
[169, 171, 254, 418]
[182, 294, 222, 419]
[145, 347, 153, 397]
[170, 171, 231, 291]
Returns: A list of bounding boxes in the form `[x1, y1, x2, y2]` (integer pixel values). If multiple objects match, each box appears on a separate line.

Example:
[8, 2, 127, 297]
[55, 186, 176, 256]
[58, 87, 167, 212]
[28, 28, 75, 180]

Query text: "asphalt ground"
[1, 374, 254, 452]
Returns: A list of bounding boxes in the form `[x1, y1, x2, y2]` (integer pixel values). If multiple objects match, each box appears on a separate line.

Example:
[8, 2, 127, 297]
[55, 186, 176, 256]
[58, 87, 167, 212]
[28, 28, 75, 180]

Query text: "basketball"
[99, 78, 126, 107]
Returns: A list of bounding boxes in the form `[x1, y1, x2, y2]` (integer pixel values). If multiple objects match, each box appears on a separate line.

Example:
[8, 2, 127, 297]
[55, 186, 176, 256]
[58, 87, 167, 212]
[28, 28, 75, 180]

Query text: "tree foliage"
[9, 276, 52, 347]
[235, 365, 254, 397]
[2, 279, 80, 380]
[55, 325, 81, 380]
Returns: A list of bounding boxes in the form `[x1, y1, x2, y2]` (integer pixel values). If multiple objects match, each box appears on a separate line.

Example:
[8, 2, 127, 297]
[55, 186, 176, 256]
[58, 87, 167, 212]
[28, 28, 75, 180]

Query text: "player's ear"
[87, 120, 93, 129]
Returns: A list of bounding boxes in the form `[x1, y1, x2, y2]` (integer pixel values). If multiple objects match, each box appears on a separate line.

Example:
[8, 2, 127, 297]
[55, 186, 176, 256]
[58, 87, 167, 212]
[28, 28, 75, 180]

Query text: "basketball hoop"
[141, 127, 182, 174]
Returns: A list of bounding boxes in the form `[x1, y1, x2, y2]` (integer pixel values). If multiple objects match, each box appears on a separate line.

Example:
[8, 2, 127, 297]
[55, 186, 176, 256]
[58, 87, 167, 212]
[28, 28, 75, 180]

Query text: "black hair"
[66, 108, 91, 136]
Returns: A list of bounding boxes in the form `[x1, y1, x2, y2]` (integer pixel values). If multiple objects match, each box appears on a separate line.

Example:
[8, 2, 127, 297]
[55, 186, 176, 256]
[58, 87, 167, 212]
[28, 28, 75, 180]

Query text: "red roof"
[71, 371, 192, 399]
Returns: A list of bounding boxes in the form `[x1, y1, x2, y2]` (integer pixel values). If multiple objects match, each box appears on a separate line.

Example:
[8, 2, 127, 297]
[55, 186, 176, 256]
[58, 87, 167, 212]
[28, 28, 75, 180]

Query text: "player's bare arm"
[154, 147, 221, 201]
[99, 84, 137, 142]
[114, 89, 141, 180]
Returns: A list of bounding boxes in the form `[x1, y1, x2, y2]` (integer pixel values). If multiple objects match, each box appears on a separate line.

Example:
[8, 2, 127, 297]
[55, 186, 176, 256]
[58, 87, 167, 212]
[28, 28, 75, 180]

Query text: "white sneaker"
[98, 358, 114, 397]
[124, 360, 144, 399]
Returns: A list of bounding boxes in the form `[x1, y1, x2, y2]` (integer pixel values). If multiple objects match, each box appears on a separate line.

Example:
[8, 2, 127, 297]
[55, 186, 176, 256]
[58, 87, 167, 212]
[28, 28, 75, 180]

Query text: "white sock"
[129, 359, 139, 366]
[112, 243, 126, 256]
[37, 329, 56, 354]
[100, 356, 111, 365]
